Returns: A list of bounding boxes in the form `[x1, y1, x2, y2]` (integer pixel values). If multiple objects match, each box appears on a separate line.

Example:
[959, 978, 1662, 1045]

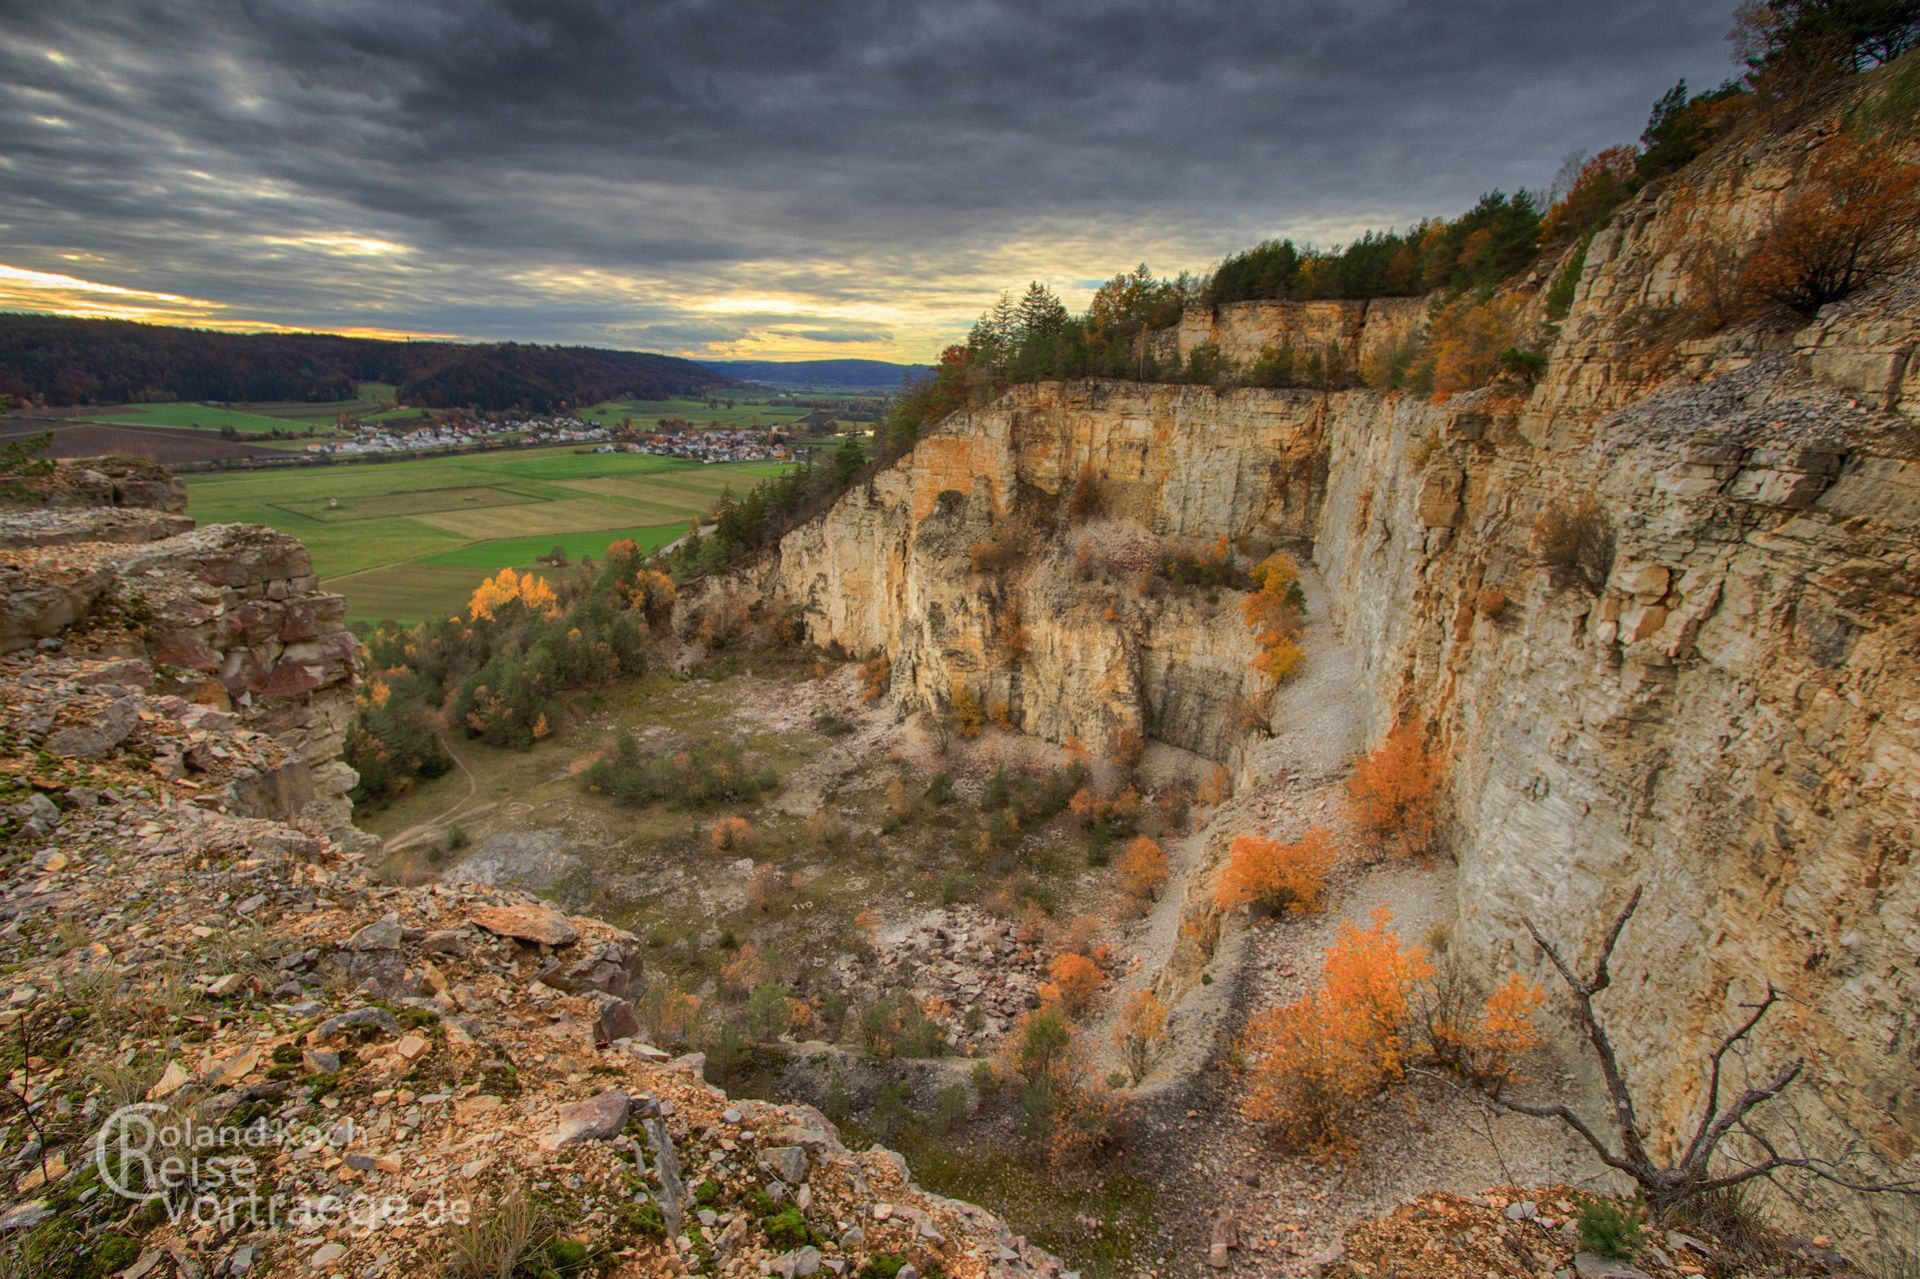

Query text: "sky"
[0, 0, 1743, 364]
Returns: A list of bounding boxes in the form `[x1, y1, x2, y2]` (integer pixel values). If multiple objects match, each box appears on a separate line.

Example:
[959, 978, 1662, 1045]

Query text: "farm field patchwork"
[185, 446, 787, 624]
[71, 380, 401, 444]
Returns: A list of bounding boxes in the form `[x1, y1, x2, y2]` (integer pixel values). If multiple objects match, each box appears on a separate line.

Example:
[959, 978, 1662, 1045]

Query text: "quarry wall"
[765, 110, 1920, 1241]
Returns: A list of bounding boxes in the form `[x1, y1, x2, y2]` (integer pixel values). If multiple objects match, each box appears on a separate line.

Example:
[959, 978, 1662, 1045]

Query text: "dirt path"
[1083, 563, 1366, 1084]
[382, 731, 480, 852]
[1074, 566, 1610, 1276]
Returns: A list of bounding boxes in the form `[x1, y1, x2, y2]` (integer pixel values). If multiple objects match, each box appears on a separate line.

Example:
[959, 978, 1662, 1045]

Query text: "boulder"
[470, 904, 579, 948]
[592, 994, 642, 1043]
[541, 1089, 631, 1149]
[45, 697, 139, 759]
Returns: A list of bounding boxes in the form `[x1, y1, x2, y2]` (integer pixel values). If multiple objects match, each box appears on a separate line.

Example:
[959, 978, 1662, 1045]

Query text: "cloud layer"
[0, 0, 1740, 360]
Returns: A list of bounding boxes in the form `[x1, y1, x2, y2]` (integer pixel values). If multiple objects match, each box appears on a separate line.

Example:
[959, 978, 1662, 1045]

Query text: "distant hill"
[700, 358, 930, 391]
[0, 314, 733, 413]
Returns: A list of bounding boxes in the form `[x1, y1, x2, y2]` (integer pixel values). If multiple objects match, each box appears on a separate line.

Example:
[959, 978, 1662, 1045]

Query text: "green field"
[186, 447, 788, 624]
[584, 394, 815, 430]
[76, 379, 400, 443]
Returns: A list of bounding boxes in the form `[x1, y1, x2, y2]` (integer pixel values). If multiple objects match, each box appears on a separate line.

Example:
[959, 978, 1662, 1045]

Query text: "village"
[304, 413, 793, 463]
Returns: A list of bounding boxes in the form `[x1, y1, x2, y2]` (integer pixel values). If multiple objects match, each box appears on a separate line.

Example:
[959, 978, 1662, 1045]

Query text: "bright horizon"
[2, 1, 1742, 365]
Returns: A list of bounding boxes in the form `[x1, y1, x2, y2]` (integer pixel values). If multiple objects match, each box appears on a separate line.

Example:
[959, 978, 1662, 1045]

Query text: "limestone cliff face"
[763, 109, 1920, 1239]
[1149, 295, 1428, 376]
[775, 381, 1329, 760]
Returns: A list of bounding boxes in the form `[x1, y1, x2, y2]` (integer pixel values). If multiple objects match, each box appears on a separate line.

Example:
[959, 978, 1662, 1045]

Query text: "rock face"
[772, 380, 1328, 761]
[757, 111, 1920, 1245]
[0, 470, 364, 843]
[1148, 295, 1429, 377]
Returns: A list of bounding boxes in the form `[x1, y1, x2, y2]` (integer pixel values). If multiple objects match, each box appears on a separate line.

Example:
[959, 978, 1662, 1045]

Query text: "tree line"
[0, 314, 732, 412]
[876, 3, 1919, 451]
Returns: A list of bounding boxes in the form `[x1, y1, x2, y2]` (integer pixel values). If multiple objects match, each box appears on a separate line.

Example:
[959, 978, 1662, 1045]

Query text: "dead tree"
[1502, 884, 1919, 1219]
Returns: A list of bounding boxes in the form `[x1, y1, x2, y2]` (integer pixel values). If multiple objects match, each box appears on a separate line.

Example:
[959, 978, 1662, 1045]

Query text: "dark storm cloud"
[0, 0, 1741, 357]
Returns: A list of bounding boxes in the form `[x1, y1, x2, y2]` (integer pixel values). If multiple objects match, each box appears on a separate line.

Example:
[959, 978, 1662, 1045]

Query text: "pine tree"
[1016, 282, 1068, 343]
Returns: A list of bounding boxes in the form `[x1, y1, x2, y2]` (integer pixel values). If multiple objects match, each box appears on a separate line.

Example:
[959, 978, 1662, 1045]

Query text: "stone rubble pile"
[0, 463, 1067, 1278]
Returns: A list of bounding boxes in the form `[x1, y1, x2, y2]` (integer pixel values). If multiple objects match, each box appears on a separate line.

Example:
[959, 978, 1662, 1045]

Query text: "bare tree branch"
[1522, 884, 1650, 1173]
[1497, 884, 1918, 1219]
[1678, 984, 1781, 1176]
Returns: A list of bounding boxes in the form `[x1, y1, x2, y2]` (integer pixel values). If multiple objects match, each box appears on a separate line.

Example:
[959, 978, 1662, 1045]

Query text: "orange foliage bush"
[949, 685, 984, 738]
[1320, 909, 1434, 1077]
[1108, 724, 1145, 769]
[641, 988, 703, 1043]
[708, 815, 753, 852]
[692, 596, 751, 649]
[1068, 784, 1143, 829]
[1344, 721, 1445, 859]
[1426, 971, 1547, 1093]
[1540, 145, 1637, 246]
[1215, 826, 1337, 914]
[1042, 952, 1105, 1013]
[468, 566, 560, 621]
[720, 942, 764, 995]
[1117, 989, 1169, 1085]
[1738, 140, 1920, 318]
[1244, 553, 1307, 685]
[1067, 461, 1105, 522]
[1238, 908, 1433, 1150]
[858, 652, 892, 701]
[1003, 1001, 1123, 1165]
[1117, 835, 1169, 907]
[1424, 294, 1520, 399]
[624, 568, 678, 628]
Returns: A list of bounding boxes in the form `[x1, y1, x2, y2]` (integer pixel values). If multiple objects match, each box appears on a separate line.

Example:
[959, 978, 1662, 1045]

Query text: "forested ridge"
[0, 313, 733, 411]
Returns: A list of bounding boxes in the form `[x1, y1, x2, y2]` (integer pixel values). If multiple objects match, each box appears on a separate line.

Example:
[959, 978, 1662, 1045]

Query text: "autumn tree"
[468, 566, 560, 621]
[949, 685, 985, 738]
[1422, 294, 1523, 399]
[1738, 140, 1920, 317]
[1117, 835, 1169, 908]
[1116, 989, 1169, 1084]
[858, 652, 891, 702]
[1422, 971, 1547, 1096]
[1215, 826, 1338, 914]
[1066, 461, 1105, 522]
[1243, 552, 1308, 685]
[1344, 721, 1445, 859]
[1541, 146, 1639, 246]
[1042, 952, 1105, 1014]
[1005, 1002, 1123, 1164]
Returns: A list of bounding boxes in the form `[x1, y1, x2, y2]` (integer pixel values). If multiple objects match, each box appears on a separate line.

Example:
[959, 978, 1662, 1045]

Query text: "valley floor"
[354, 570, 1611, 1278]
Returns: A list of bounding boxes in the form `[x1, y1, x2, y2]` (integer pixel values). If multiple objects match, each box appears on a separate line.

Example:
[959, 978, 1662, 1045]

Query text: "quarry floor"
[354, 643, 1608, 1277]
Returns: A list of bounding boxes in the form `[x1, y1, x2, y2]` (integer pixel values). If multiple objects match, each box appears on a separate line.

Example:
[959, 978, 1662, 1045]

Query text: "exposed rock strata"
[757, 112, 1920, 1245]
[2, 476, 364, 842]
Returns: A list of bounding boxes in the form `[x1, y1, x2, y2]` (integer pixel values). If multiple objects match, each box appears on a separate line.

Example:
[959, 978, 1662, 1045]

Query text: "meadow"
[185, 445, 789, 623]
[73, 382, 401, 447]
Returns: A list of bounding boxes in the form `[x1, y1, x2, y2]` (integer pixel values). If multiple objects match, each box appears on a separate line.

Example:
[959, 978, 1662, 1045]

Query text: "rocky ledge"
[0, 464, 1066, 1278]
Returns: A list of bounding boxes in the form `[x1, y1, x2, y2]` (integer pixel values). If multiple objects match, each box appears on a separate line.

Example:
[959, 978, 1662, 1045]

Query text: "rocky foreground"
[0, 459, 1063, 1279]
